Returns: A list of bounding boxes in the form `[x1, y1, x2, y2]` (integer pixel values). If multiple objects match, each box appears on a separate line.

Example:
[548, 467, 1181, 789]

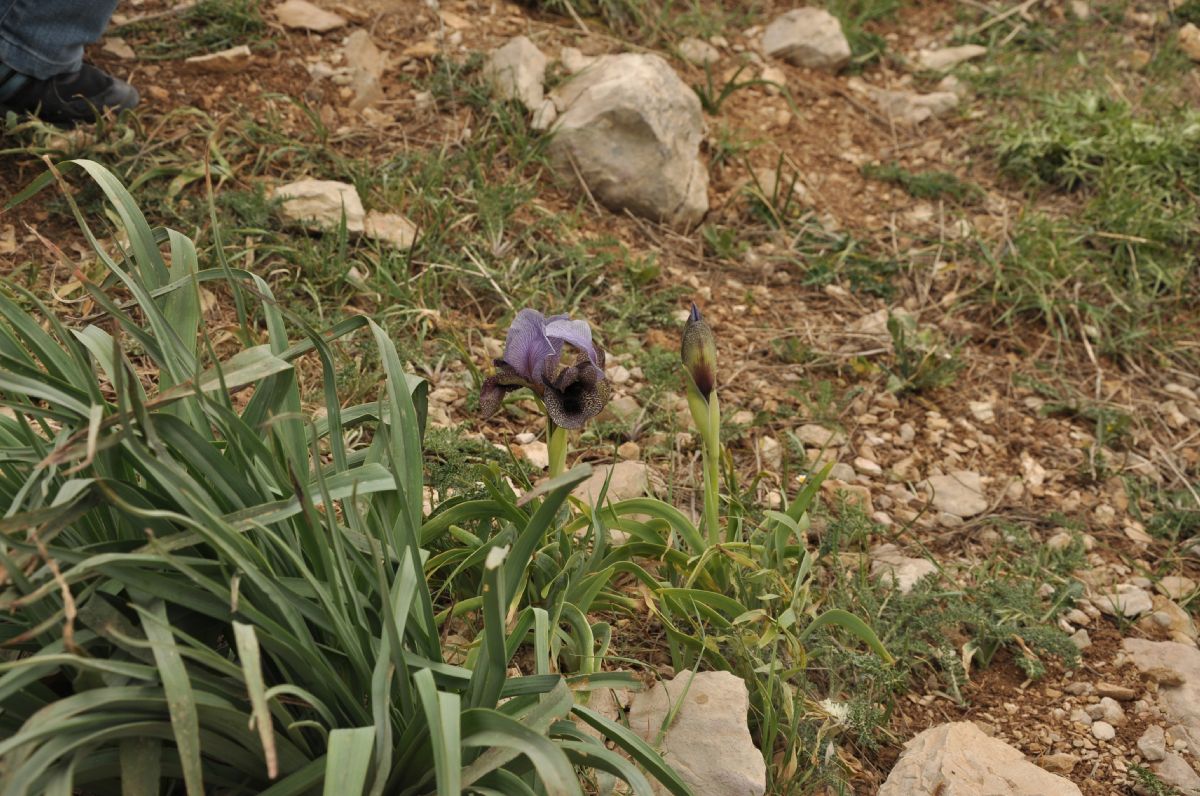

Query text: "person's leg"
[0, 0, 138, 125]
[0, 0, 119, 79]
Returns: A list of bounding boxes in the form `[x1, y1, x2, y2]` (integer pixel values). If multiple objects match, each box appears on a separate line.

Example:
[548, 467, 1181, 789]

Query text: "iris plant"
[681, 303, 721, 544]
[481, 309, 611, 476]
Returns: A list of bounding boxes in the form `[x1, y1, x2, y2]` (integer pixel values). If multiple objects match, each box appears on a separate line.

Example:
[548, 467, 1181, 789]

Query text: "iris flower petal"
[543, 349, 611, 429]
[504, 309, 557, 382]
[545, 318, 599, 367]
[480, 361, 534, 418]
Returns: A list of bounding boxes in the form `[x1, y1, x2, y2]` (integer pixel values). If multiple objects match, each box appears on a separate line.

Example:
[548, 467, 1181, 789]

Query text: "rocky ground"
[2, 0, 1200, 793]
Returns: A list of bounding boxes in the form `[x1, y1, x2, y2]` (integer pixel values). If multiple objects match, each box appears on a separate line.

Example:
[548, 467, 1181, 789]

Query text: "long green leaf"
[323, 727, 375, 796]
[800, 608, 894, 665]
[138, 601, 204, 796]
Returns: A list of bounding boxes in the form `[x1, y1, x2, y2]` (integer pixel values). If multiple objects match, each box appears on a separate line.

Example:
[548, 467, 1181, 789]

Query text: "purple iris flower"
[480, 309, 612, 429]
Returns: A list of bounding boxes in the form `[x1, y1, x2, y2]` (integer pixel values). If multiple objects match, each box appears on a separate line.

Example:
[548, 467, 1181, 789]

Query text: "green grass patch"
[826, 0, 900, 69]
[861, 162, 983, 203]
[983, 91, 1200, 361]
[118, 0, 271, 59]
[815, 516, 1083, 714]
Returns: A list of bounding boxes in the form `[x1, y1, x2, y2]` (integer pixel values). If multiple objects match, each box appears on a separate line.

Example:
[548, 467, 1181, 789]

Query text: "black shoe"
[0, 63, 138, 127]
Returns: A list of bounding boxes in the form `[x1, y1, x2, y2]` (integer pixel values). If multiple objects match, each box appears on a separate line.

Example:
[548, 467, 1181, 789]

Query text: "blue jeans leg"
[0, 0, 119, 79]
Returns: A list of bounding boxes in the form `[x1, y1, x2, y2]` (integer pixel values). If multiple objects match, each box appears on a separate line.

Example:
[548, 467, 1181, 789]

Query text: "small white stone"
[1091, 721, 1116, 741]
[1096, 585, 1154, 618]
[273, 179, 365, 234]
[274, 0, 347, 32]
[1138, 725, 1167, 761]
[914, 44, 988, 71]
[922, 471, 988, 518]
[762, 8, 851, 70]
[968, 400, 995, 423]
[757, 436, 782, 471]
[871, 544, 938, 594]
[796, 423, 847, 447]
[1159, 576, 1197, 602]
[1181, 23, 1200, 62]
[102, 37, 136, 60]
[853, 456, 883, 477]
[678, 37, 721, 66]
[1046, 530, 1074, 550]
[483, 35, 547, 110]
[363, 211, 418, 250]
[1095, 697, 1126, 726]
[531, 98, 558, 131]
[518, 441, 549, 469]
[185, 44, 253, 73]
[573, 461, 653, 505]
[607, 364, 632, 385]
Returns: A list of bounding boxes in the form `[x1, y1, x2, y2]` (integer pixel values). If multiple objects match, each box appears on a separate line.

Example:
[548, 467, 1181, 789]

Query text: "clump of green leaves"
[798, 230, 901, 299]
[997, 92, 1200, 199]
[826, 0, 900, 68]
[992, 93, 1200, 336]
[425, 426, 518, 499]
[1130, 764, 1182, 796]
[0, 161, 687, 796]
[815, 515, 1082, 713]
[861, 162, 984, 203]
[882, 313, 961, 394]
[1123, 479, 1200, 544]
[1173, 0, 1200, 25]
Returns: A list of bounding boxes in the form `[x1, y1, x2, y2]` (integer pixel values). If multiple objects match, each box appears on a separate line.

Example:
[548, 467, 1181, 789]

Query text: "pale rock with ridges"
[547, 53, 708, 228]
[274, 0, 346, 32]
[878, 722, 1084, 795]
[922, 471, 988, 518]
[1123, 639, 1200, 755]
[762, 8, 851, 70]
[627, 671, 766, 796]
[273, 179, 365, 233]
[483, 36, 547, 110]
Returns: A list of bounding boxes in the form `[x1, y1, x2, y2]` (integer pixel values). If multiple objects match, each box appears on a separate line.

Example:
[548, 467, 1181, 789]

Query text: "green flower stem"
[547, 419, 569, 479]
[687, 386, 721, 546]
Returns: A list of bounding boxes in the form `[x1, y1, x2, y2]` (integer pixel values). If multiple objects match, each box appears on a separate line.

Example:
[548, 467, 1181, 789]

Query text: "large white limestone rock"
[547, 53, 708, 229]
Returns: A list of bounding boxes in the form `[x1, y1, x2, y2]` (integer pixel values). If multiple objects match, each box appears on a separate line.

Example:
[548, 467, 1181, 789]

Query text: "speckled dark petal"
[479, 360, 535, 418]
[542, 353, 611, 430]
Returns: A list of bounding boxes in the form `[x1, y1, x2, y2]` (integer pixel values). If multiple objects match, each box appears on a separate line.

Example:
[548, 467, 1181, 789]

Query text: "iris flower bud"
[680, 303, 717, 401]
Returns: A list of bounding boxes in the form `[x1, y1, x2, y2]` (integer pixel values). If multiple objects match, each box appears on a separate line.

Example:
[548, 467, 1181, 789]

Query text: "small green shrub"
[882, 314, 962, 394]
